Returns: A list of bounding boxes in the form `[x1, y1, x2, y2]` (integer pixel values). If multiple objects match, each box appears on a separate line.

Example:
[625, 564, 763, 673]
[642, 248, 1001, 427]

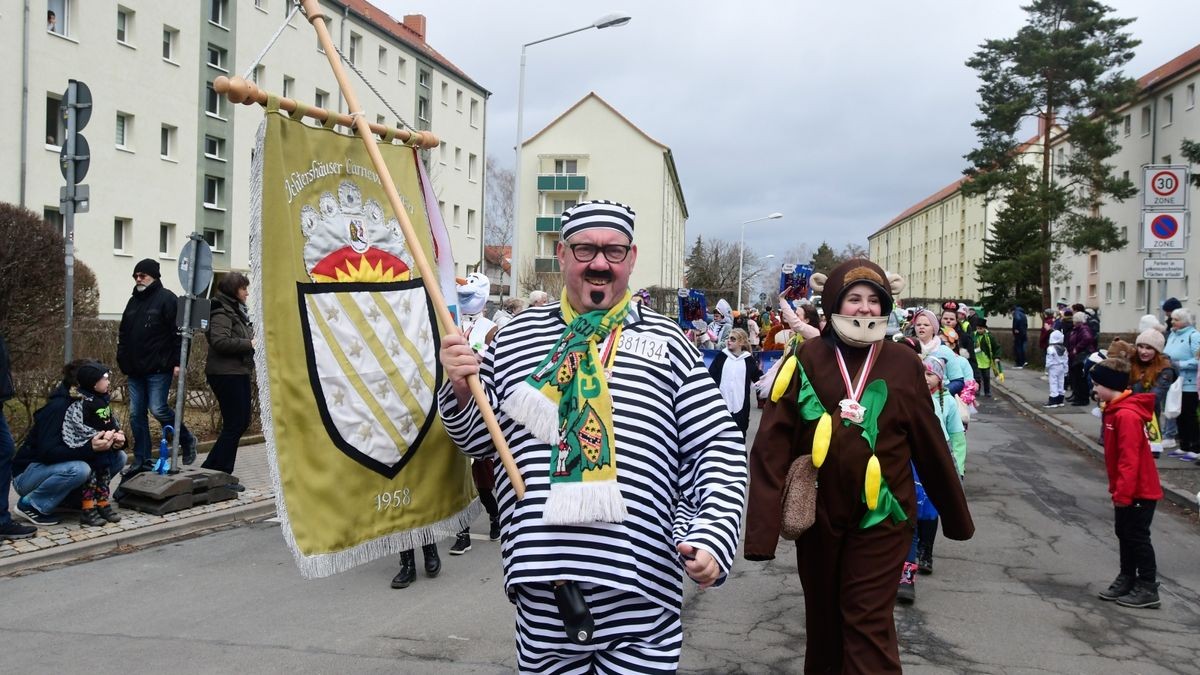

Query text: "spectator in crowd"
[1130, 329, 1176, 456]
[527, 290, 549, 308]
[64, 362, 125, 525]
[1039, 308, 1055, 353]
[493, 297, 527, 329]
[13, 361, 127, 525]
[1067, 312, 1097, 406]
[1011, 305, 1028, 368]
[1163, 308, 1199, 461]
[117, 259, 196, 469]
[47, 10, 57, 32]
[0, 333, 37, 539]
[201, 272, 255, 490]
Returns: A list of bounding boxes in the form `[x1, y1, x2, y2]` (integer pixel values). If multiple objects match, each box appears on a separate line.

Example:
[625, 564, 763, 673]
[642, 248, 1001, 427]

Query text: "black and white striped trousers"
[513, 582, 683, 674]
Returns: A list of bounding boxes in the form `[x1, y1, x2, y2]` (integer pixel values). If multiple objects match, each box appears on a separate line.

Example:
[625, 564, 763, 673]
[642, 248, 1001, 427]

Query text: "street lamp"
[737, 213, 783, 310]
[511, 13, 633, 298]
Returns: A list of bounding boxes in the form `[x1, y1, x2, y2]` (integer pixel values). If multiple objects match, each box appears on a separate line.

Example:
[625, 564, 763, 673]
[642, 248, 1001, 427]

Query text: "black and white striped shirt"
[438, 302, 747, 612]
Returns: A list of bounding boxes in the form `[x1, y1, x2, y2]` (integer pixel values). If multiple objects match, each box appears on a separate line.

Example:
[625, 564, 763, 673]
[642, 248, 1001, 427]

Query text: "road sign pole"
[170, 234, 204, 471]
[62, 82, 78, 363]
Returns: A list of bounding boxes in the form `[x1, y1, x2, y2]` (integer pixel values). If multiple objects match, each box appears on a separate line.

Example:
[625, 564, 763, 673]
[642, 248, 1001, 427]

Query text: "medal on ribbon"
[834, 344, 879, 426]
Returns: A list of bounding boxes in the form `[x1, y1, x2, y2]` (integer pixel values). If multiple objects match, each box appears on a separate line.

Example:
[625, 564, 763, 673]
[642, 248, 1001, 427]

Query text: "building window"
[116, 7, 133, 44]
[1188, 83, 1196, 110]
[454, 147, 462, 170]
[48, 0, 70, 36]
[554, 159, 578, 174]
[314, 89, 329, 111]
[349, 32, 361, 65]
[204, 135, 225, 160]
[114, 218, 130, 252]
[254, 0, 267, 10]
[1088, 253, 1098, 273]
[1122, 114, 1130, 137]
[1118, 281, 1126, 303]
[470, 99, 479, 126]
[1140, 106, 1151, 135]
[417, 97, 429, 121]
[552, 199, 577, 214]
[438, 142, 447, 164]
[1104, 282, 1112, 303]
[397, 56, 407, 82]
[282, 76, 293, 99]
[1136, 280, 1146, 308]
[162, 26, 178, 61]
[453, 204, 460, 227]
[418, 70, 430, 89]
[378, 46, 387, 72]
[44, 207, 64, 237]
[203, 228, 224, 251]
[467, 209, 476, 235]
[210, 0, 228, 27]
[207, 44, 227, 71]
[160, 125, 176, 159]
[205, 84, 224, 117]
[204, 176, 223, 208]
[1162, 94, 1174, 126]
[115, 112, 133, 149]
[440, 82, 449, 105]
[159, 222, 175, 256]
[251, 64, 265, 84]
[45, 93, 64, 147]
[456, 89, 463, 112]
[468, 153, 478, 181]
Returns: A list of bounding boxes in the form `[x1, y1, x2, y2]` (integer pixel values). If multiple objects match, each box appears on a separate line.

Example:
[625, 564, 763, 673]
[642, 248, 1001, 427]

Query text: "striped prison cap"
[560, 200, 635, 241]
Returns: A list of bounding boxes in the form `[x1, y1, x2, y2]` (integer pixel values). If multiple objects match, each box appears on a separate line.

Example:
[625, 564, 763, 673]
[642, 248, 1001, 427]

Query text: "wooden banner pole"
[284, 0, 524, 498]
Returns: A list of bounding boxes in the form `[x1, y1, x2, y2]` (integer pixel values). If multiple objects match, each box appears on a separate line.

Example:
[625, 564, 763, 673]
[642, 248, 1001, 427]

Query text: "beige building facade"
[870, 43, 1200, 331]
[516, 92, 688, 295]
[3, 0, 486, 318]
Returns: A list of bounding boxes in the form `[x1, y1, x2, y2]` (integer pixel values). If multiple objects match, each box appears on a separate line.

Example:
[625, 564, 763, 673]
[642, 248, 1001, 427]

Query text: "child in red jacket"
[1091, 357, 1164, 609]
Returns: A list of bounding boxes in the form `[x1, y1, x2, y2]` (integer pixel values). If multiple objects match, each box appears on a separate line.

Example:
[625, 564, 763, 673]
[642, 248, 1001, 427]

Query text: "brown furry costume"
[745, 259, 974, 674]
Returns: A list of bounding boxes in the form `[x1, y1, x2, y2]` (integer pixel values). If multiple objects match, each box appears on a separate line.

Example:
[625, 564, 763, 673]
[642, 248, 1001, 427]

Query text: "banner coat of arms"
[250, 102, 477, 578]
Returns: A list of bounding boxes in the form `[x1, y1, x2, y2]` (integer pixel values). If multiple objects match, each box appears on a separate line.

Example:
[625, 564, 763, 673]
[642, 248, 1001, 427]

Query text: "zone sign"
[1140, 211, 1188, 252]
[1142, 164, 1189, 209]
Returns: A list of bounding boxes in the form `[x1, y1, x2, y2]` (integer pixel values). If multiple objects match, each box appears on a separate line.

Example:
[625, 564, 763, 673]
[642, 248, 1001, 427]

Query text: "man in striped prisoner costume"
[438, 200, 747, 673]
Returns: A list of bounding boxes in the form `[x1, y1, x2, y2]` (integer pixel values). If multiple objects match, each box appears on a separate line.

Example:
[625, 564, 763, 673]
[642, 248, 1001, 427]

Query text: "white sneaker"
[1162, 438, 1178, 449]
[1180, 451, 1200, 462]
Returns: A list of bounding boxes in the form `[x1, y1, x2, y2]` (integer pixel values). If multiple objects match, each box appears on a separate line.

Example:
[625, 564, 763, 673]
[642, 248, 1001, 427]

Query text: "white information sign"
[1142, 164, 1190, 209]
[1140, 211, 1188, 252]
[1143, 258, 1186, 280]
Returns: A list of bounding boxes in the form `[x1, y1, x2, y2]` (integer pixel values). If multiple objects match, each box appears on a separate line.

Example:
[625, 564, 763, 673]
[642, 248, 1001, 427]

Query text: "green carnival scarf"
[505, 289, 631, 524]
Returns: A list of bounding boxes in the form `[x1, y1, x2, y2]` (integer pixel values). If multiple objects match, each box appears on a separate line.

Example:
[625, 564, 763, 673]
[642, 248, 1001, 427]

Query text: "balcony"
[535, 216, 562, 233]
[537, 174, 587, 192]
[534, 257, 560, 273]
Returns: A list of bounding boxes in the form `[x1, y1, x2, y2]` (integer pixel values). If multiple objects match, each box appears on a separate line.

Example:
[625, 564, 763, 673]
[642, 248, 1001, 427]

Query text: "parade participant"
[1044, 330, 1069, 408]
[1091, 357, 1163, 608]
[973, 319, 1000, 397]
[437, 200, 746, 671]
[911, 310, 962, 390]
[708, 328, 763, 434]
[1163, 308, 1199, 461]
[779, 294, 821, 341]
[745, 258, 973, 674]
[117, 259, 197, 468]
[62, 362, 125, 526]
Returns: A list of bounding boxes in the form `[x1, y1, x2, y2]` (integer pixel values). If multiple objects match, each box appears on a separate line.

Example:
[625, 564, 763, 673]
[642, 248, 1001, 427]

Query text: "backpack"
[1083, 308, 1100, 336]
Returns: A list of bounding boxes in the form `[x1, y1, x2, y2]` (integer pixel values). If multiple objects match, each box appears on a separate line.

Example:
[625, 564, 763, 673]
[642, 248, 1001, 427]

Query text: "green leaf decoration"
[854, 379, 888, 452]
[794, 362, 829, 421]
[858, 481, 907, 529]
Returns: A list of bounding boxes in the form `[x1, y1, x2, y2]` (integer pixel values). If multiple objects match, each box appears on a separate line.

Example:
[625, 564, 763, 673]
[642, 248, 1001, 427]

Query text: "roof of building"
[338, 1, 489, 94]
[874, 41, 1200, 240]
[522, 92, 689, 219]
[484, 245, 511, 273]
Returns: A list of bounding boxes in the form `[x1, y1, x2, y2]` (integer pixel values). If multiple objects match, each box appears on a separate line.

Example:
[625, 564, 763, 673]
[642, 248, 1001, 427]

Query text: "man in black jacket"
[1011, 305, 1029, 368]
[117, 259, 195, 468]
[12, 361, 126, 524]
[0, 334, 38, 538]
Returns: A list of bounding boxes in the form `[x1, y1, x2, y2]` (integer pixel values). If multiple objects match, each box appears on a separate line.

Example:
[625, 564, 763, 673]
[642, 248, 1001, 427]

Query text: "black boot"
[391, 550, 416, 589]
[554, 581, 594, 645]
[422, 543, 441, 578]
[79, 508, 106, 527]
[1115, 580, 1161, 609]
[1098, 574, 1134, 601]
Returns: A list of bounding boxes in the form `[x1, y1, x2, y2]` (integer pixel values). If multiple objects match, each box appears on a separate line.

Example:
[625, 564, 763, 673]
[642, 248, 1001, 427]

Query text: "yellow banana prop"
[811, 412, 832, 468]
[770, 355, 798, 402]
[864, 455, 881, 509]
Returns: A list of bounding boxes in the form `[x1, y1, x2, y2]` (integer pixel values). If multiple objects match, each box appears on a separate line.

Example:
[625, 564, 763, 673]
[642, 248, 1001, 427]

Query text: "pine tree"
[974, 171, 1046, 314]
[811, 242, 839, 273]
[963, 0, 1140, 309]
[684, 235, 713, 289]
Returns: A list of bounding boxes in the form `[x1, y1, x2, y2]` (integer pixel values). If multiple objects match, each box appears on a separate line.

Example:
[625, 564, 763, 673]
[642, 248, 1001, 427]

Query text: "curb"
[0, 498, 277, 577]
[995, 383, 1198, 512]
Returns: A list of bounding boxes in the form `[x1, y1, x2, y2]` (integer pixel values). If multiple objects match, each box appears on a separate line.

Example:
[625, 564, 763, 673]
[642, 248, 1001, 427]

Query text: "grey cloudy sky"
[375, 0, 1200, 258]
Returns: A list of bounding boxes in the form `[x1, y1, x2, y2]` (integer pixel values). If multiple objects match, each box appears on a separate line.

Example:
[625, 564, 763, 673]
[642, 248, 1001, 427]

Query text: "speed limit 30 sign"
[1142, 164, 1189, 209]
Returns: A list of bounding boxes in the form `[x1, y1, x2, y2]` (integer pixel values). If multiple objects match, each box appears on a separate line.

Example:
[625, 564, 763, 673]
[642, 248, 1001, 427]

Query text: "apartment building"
[869, 43, 1200, 330]
[2, 0, 487, 318]
[515, 92, 688, 295]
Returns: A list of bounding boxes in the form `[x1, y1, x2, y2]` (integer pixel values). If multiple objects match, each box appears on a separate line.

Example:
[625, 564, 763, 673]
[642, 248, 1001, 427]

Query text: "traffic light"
[60, 79, 91, 213]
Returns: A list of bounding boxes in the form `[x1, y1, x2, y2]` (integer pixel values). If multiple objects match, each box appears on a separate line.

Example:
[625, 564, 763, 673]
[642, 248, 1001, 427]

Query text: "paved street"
[3, 397, 1199, 673]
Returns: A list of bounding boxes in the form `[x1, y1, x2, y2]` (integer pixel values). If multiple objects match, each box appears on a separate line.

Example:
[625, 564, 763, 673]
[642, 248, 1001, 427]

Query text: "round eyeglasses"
[567, 243, 631, 264]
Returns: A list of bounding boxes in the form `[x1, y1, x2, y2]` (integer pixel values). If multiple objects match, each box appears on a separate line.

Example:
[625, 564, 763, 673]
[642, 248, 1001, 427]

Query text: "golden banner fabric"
[251, 105, 476, 578]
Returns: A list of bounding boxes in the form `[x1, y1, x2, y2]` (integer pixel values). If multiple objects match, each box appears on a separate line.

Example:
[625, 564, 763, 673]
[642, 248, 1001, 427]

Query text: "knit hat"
[1161, 297, 1182, 314]
[559, 200, 635, 241]
[75, 361, 110, 393]
[133, 258, 161, 279]
[922, 356, 946, 383]
[1135, 328, 1166, 353]
[1049, 329, 1064, 345]
[1137, 314, 1166, 333]
[1072, 312, 1087, 325]
[1090, 358, 1129, 391]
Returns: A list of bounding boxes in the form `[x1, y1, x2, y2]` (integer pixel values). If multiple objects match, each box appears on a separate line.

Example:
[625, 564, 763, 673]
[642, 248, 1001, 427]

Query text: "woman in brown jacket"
[201, 272, 255, 487]
[744, 259, 974, 674]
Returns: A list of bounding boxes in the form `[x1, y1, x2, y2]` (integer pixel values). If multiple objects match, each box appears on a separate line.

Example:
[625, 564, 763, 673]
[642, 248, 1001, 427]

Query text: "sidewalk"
[995, 365, 1200, 512]
[1, 443, 277, 575]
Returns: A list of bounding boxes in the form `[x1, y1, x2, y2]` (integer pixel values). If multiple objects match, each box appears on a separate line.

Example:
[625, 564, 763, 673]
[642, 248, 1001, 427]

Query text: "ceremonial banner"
[251, 103, 477, 578]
